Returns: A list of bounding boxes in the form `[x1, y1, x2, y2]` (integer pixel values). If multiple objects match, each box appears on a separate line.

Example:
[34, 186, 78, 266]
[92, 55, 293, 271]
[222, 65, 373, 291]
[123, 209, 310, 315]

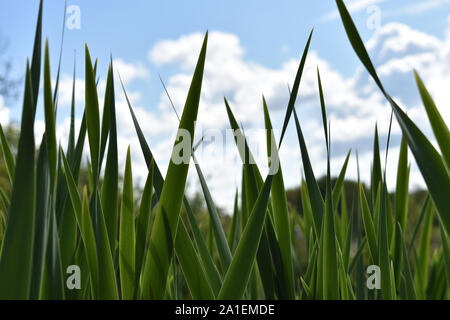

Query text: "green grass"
[0, 0, 448, 300]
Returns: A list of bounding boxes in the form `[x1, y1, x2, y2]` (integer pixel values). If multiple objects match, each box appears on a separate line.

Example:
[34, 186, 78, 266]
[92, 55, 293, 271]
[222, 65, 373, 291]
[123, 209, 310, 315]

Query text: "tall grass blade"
[263, 97, 295, 299]
[0, 63, 36, 299]
[119, 147, 136, 299]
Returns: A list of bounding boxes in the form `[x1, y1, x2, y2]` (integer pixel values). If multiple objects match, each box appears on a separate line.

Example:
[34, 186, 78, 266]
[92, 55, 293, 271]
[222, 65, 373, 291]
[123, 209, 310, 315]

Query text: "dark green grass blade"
[100, 64, 119, 253]
[81, 187, 100, 299]
[29, 139, 50, 299]
[0, 63, 36, 299]
[293, 108, 324, 235]
[43, 39, 57, 187]
[84, 45, 101, 182]
[30, 0, 43, 115]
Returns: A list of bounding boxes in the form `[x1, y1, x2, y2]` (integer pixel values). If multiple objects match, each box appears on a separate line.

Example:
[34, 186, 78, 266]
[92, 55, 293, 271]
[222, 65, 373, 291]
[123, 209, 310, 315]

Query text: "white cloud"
[113, 58, 149, 85]
[385, 0, 450, 17]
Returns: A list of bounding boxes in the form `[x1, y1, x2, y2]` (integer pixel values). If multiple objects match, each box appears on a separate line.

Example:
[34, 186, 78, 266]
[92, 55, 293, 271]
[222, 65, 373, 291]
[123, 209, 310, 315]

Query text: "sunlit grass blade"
[218, 174, 274, 299]
[122, 70, 215, 301]
[119, 147, 136, 299]
[0, 63, 36, 299]
[134, 32, 207, 299]
[414, 71, 450, 170]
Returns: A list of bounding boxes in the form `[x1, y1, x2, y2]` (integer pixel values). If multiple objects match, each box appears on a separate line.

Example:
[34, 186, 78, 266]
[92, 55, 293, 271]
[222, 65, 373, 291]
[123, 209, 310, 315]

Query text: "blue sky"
[0, 0, 449, 211]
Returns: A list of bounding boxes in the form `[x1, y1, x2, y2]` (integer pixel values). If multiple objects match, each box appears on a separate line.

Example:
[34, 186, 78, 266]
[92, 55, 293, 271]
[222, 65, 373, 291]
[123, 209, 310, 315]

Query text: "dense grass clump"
[0, 0, 448, 300]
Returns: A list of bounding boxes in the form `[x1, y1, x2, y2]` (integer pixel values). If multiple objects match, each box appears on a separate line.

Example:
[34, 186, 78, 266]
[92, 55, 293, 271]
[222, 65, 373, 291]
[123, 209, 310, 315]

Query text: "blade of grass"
[135, 161, 154, 297]
[263, 98, 295, 299]
[279, 30, 313, 147]
[359, 183, 378, 263]
[0, 63, 36, 299]
[396, 136, 410, 231]
[122, 71, 216, 300]
[100, 63, 119, 253]
[414, 71, 450, 171]
[293, 108, 324, 236]
[218, 174, 274, 299]
[135, 32, 207, 299]
[119, 147, 136, 299]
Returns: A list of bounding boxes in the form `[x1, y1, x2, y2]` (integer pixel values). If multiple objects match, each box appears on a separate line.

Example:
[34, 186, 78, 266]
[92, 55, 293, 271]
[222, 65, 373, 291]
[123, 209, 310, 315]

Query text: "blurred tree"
[0, 32, 19, 102]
